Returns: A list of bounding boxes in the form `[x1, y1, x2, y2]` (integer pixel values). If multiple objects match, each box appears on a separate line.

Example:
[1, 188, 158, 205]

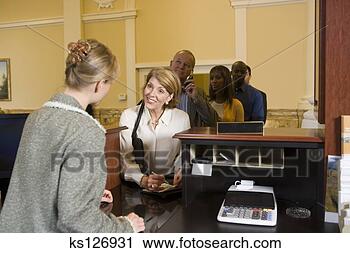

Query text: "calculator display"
[223, 191, 275, 209]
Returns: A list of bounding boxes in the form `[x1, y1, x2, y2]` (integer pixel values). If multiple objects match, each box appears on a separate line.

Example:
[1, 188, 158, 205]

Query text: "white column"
[234, 7, 247, 61]
[305, 0, 315, 98]
[297, 0, 315, 111]
[63, 0, 82, 60]
[125, 0, 137, 106]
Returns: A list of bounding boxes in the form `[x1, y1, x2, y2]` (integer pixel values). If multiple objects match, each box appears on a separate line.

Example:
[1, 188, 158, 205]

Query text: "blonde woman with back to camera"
[0, 39, 144, 232]
[120, 67, 191, 191]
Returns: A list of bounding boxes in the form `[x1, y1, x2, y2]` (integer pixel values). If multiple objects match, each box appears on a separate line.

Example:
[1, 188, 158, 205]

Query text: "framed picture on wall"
[0, 58, 11, 101]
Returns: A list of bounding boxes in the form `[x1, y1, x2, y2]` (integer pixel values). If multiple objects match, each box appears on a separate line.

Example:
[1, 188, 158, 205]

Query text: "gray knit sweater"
[0, 93, 133, 232]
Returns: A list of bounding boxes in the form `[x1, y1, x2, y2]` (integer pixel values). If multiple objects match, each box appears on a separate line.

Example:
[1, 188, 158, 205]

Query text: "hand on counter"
[141, 173, 165, 191]
[173, 168, 182, 186]
[100, 189, 114, 215]
[101, 189, 113, 203]
[127, 212, 145, 233]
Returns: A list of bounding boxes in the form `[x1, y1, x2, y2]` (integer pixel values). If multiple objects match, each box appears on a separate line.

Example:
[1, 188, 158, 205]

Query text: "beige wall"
[247, 3, 309, 109]
[0, 0, 64, 110]
[84, 21, 128, 109]
[0, 25, 64, 109]
[0, 0, 314, 111]
[135, 0, 312, 109]
[136, 0, 235, 63]
[0, 0, 62, 22]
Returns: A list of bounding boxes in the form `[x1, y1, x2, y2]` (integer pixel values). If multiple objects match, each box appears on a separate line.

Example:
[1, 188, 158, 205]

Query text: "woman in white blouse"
[120, 67, 190, 191]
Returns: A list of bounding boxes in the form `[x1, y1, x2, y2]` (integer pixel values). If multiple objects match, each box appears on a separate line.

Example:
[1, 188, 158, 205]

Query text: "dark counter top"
[107, 183, 338, 233]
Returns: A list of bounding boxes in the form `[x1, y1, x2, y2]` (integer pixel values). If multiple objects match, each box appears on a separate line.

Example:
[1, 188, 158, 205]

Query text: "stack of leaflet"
[338, 116, 350, 232]
[337, 159, 350, 232]
[337, 159, 350, 212]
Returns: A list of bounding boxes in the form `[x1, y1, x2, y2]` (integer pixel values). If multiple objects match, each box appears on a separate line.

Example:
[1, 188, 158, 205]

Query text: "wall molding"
[136, 59, 235, 72]
[82, 9, 137, 23]
[230, 0, 305, 9]
[0, 10, 137, 30]
[0, 17, 63, 30]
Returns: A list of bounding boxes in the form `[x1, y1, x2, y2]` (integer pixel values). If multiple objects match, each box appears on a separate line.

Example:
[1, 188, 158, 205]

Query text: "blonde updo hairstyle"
[144, 67, 181, 109]
[65, 39, 118, 89]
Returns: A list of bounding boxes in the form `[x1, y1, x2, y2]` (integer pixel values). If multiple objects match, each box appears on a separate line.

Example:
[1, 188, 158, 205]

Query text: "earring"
[165, 101, 169, 105]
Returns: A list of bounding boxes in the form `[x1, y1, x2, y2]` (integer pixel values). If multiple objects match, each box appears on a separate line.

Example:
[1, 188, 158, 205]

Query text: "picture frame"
[0, 58, 11, 101]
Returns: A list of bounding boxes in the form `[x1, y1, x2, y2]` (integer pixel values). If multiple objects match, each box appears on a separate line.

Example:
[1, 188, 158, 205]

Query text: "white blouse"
[210, 101, 224, 119]
[119, 105, 191, 185]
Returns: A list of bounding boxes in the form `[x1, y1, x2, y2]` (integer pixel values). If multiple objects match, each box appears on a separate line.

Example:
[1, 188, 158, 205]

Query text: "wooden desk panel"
[104, 126, 127, 190]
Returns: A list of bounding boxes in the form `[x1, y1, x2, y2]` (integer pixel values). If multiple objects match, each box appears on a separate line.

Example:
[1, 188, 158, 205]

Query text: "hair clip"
[68, 40, 91, 64]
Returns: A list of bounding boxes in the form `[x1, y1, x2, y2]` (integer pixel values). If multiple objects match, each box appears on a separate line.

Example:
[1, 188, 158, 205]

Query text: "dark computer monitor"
[0, 113, 28, 204]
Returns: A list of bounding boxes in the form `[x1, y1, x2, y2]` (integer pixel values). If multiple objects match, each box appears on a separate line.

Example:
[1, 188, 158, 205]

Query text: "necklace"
[150, 109, 165, 128]
[151, 120, 159, 127]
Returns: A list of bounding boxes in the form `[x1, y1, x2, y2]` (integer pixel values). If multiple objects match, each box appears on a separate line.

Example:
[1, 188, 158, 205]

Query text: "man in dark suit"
[232, 61, 265, 122]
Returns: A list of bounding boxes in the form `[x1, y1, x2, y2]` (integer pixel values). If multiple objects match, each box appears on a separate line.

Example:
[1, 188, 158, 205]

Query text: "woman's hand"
[148, 173, 165, 191]
[127, 212, 145, 233]
[173, 168, 182, 186]
[140, 173, 165, 191]
[101, 189, 113, 203]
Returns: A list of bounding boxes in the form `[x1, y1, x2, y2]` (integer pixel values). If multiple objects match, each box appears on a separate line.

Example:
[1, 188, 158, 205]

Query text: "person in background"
[170, 50, 218, 127]
[231, 61, 264, 122]
[0, 39, 144, 233]
[208, 65, 244, 122]
[245, 65, 252, 85]
[246, 65, 267, 123]
[120, 67, 190, 191]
